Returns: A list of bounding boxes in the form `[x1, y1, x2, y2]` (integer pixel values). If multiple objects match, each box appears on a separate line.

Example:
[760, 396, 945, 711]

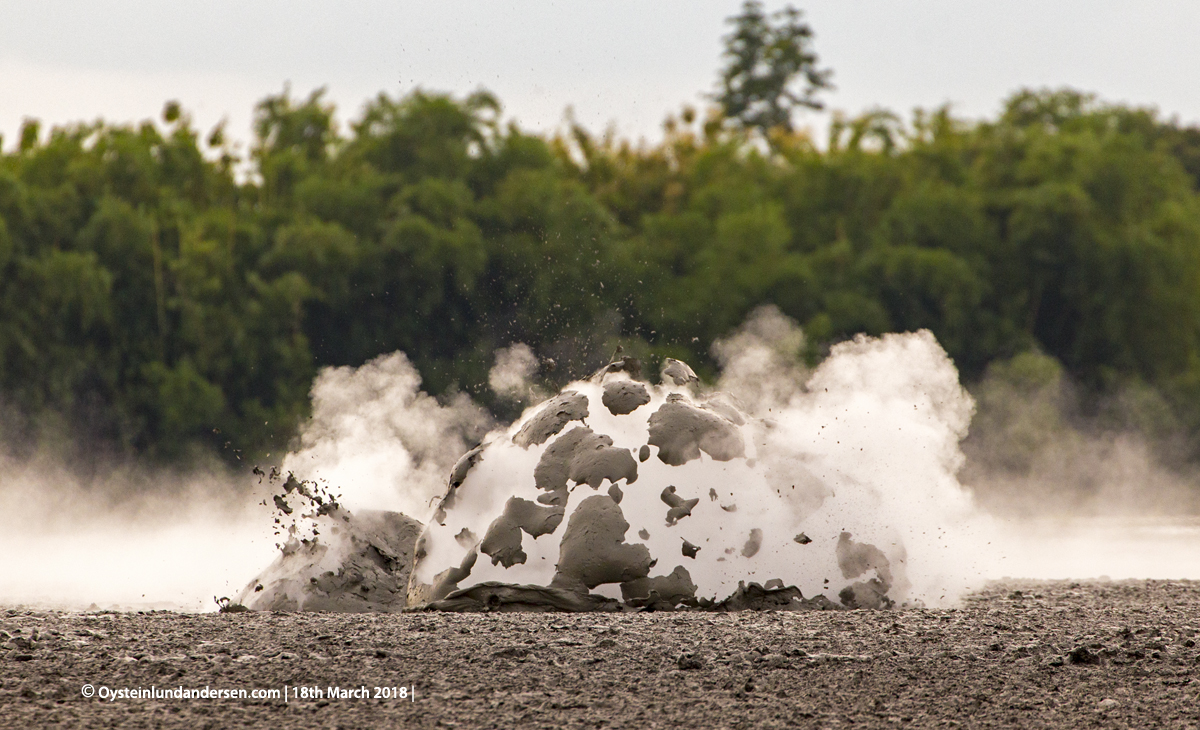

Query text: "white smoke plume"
[711, 305, 810, 411]
[714, 307, 992, 603]
[488, 342, 541, 402]
[281, 351, 492, 519]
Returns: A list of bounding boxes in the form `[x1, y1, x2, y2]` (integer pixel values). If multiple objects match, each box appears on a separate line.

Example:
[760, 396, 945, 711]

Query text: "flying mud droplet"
[591, 355, 642, 382]
[661, 486, 699, 526]
[534, 427, 638, 495]
[681, 539, 701, 558]
[741, 528, 763, 558]
[436, 445, 485, 524]
[272, 494, 293, 515]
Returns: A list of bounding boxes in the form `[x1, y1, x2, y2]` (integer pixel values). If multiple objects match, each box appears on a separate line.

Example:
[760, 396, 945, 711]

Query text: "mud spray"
[3, 307, 1197, 612]
[237, 308, 995, 612]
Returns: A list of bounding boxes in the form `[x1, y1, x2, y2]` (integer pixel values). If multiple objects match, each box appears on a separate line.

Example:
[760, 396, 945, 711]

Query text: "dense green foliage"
[3, 85, 1200, 462]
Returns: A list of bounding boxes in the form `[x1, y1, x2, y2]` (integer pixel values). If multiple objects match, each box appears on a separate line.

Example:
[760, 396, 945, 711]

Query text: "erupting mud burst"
[411, 368, 885, 610]
[240, 309, 990, 612]
[237, 470, 423, 612]
[411, 320, 987, 611]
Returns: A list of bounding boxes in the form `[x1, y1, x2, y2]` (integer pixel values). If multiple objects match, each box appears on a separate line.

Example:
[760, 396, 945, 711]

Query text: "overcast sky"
[3, 1, 1199, 152]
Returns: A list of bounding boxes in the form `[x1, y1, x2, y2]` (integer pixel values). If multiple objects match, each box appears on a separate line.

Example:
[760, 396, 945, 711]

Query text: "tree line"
[4, 12, 1200, 466]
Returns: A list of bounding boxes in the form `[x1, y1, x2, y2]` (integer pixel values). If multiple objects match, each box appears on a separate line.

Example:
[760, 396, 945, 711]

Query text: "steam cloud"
[281, 352, 492, 519]
[713, 307, 990, 603]
[488, 343, 541, 402]
[0, 455, 276, 611]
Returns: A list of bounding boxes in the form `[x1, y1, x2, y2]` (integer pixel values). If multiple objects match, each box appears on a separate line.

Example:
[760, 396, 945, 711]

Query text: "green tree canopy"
[4, 85, 1200, 465]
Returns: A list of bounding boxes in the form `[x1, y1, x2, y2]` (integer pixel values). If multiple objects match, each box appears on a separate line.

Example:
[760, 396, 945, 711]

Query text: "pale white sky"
[2, 1, 1199, 153]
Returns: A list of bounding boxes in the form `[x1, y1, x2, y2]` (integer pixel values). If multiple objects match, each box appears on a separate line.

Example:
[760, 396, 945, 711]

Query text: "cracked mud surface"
[3, 580, 1198, 728]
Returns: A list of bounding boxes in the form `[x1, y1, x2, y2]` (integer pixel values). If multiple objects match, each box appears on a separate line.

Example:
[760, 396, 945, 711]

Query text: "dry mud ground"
[2, 580, 1198, 729]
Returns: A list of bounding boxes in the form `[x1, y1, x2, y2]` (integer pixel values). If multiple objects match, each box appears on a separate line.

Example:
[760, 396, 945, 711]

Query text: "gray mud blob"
[794, 533, 812, 545]
[700, 395, 746, 426]
[621, 565, 698, 608]
[836, 531, 894, 586]
[638, 528, 650, 540]
[454, 528, 477, 548]
[721, 503, 737, 512]
[711, 581, 839, 612]
[534, 427, 638, 503]
[435, 444, 485, 524]
[551, 495, 653, 593]
[708, 488, 718, 501]
[427, 548, 479, 603]
[638, 445, 650, 462]
[272, 494, 293, 515]
[512, 391, 589, 448]
[647, 397, 745, 465]
[448, 444, 484, 489]
[423, 582, 619, 612]
[836, 531, 896, 609]
[661, 358, 699, 386]
[681, 539, 701, 558]
[763, 578, 784, 590]
[479, 497, 566, 568]
[660, 486, 699, 526]
[741, 528, 763, 557]
[838, 579, 893, 610]
[601, 380, 652, 416]
[608, 483, 624, 504]
[238, 510, 422, 612]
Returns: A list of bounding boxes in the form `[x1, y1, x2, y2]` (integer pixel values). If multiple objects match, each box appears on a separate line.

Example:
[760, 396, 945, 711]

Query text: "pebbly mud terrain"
[3, 580, 1199, 729]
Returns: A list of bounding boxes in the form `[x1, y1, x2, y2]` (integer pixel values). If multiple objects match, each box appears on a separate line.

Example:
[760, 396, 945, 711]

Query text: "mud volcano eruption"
[238, 311, 987, 612]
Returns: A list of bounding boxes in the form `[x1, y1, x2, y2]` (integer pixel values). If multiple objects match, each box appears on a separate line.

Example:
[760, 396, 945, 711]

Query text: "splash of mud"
[238, 310, 992, 612]
[409, 324, 988, 610]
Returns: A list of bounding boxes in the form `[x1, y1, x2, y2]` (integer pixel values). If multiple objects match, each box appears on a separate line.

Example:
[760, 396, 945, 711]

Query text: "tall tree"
[714, 1, 833, 135]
